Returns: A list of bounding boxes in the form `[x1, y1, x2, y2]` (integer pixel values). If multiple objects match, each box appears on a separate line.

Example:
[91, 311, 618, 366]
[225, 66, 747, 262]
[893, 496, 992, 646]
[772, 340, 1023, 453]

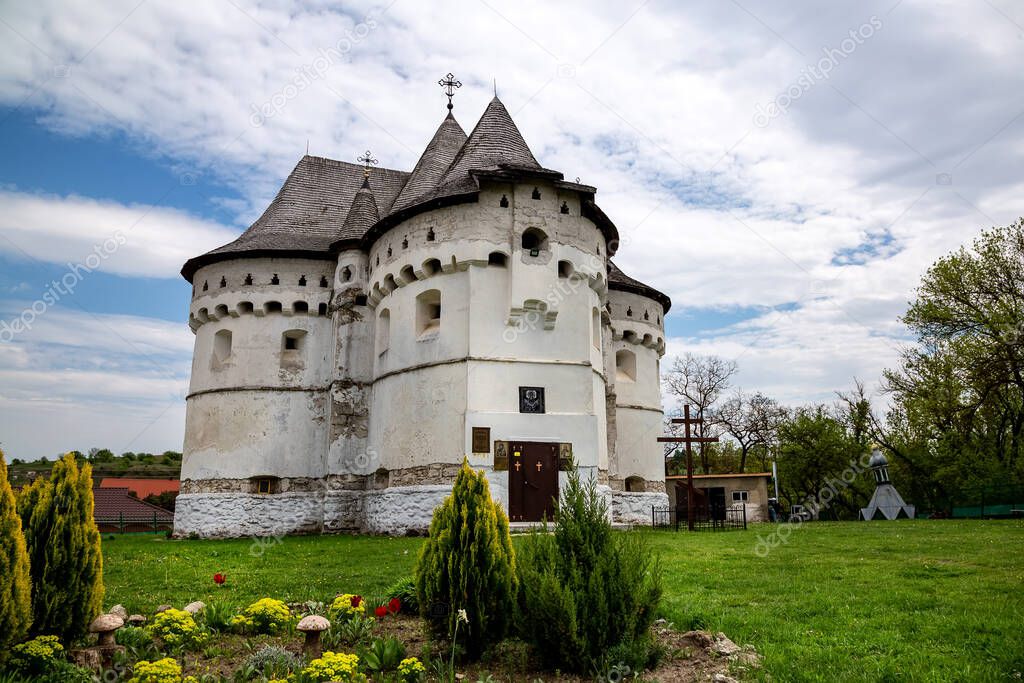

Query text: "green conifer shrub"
[415, 461, 517, 660]
[0, 449, 32, 650]
[17, 453, 104, 643]
[516, 467, 662, 673]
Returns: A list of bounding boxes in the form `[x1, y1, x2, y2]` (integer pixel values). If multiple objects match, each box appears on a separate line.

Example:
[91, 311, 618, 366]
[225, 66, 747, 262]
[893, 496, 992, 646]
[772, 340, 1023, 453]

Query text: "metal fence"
[95, 513, 173, 533]
[651, 505, 747, 531]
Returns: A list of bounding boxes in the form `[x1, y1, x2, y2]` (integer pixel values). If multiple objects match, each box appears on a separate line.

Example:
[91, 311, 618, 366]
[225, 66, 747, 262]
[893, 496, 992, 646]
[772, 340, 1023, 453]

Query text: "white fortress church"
[174, 79, 671, 537]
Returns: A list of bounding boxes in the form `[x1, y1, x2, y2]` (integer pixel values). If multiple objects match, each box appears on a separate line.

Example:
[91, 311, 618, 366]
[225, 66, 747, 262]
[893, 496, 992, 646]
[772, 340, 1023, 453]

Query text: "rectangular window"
[732, 490, 749, 502]
[256, 478, 273, 494]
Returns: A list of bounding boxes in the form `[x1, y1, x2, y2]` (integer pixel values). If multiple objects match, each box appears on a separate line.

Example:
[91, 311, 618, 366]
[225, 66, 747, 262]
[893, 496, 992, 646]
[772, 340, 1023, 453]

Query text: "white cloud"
[0, 306, 191, 457]
[0, 190, 239, 278]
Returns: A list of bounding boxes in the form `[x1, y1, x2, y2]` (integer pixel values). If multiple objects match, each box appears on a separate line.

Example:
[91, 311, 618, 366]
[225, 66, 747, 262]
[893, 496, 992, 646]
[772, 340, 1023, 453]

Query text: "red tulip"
[351, 595, 362, 608]
[388, 597, 401, 614]
[374, 605, 388, 617]
[213, 573, 226, 585]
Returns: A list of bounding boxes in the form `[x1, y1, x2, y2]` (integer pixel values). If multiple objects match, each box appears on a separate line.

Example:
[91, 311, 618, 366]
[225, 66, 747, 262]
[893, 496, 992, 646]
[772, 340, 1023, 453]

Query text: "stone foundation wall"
[361, 485, 453, 535]
[610, 490, 669, 526]
[173, 492, 323, 538]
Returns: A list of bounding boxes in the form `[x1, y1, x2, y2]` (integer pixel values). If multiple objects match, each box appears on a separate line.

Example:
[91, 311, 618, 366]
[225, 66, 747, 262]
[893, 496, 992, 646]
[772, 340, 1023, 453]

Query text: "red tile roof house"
[92, 487, 174, 533]
[98, 477, 180, 499]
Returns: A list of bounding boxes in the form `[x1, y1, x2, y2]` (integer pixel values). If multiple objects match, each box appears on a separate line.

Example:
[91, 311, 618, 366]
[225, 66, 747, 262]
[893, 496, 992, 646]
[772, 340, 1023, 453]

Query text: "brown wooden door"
[508, 442, 559, 522]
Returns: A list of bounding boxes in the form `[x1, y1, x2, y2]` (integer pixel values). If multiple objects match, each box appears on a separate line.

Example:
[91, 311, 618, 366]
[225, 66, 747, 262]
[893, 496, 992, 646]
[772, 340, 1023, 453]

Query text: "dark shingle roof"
[608, 260, 672, 312]
[181, 156, 408, 280]
[390, 112, 468, 213]
[182, 97, 624, 279]
[337, 176, 381, 242]
[433, 96, 541, 197]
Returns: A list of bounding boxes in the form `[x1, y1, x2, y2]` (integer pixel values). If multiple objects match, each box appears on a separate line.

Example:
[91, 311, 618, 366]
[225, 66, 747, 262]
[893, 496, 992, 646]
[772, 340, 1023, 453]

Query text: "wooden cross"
[658, 404, 718, 531]
[438, 72, 462, 110]
[535, 462, 543, 472]
[514, 461, 521, 472]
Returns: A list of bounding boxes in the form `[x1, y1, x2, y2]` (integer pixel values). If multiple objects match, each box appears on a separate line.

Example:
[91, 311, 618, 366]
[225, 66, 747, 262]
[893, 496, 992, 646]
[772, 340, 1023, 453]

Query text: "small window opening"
[377, 308, 391, 354]
[294, 301, 309, 314]
[560, 201, 569, 214]
[427, 228, 436, 241]
[282, 329, 307, 352]
[265, 301, 283, 314]
[531, 187, 541, 200]
[318, 302, 328, 316]
[597, 244, 601, 255]
[253, 477, 278, 494]
[402, 238, 408, 249]
[400, 265, 416, 282]
[213, 329, 232, 363]
[488, 252, 508, 267]
[732, 490, 749, 503]
[237, 301, 254, 314]
[298, 275, 307, 286]
[625, 476, 644, 493]
[644, 310, 649, 320]
[499, 194, 509, 208]
[558, 260, 574, 278]
[342, 266, 352, 282]
[270, 274, 280, 285]
[616, 349, 637, 382]
[319, 275, 329, 287]
[355, 294, 368, 306]
[376, 255, 380, 266]
[387, 246, 392, 257]
[521, 228, 548, 256]
[416, 289, 442, 338]
[219, 276, 227, 288]
[245, 273, 253, 285]
[202, 281, 208, 291]
[626, 307, 633, 317]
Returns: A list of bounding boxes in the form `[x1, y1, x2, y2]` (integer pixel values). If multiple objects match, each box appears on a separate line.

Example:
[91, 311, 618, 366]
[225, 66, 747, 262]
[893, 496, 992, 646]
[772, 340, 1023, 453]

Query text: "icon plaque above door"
[519, 386, 545, 413]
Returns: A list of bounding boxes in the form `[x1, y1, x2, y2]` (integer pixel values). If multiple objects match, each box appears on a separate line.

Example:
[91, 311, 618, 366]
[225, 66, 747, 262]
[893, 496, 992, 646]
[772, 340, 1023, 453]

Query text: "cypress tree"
[18, 453, 104, 643]
[415, 461, 517, 660]
[0, 449, 32, 649]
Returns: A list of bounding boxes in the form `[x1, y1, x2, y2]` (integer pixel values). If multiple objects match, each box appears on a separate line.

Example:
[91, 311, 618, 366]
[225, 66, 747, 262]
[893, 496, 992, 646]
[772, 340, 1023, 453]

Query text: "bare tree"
[713, 390, 786, 472]
[663, 354, 737, 472]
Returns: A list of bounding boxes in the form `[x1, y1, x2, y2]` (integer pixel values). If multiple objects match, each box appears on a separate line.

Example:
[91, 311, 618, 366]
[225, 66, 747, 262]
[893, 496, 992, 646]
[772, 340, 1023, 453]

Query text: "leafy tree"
[776, 406, 870, 519]
[0, 449, 32, 649]
[18, 453, 104, 643]
[415, 461, 516, 660]
[867, 219, 1024, 510]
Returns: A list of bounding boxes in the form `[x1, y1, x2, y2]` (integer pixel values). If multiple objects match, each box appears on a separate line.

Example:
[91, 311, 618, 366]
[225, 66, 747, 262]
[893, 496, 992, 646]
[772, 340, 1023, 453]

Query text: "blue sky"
[1, 0, 1022, 458]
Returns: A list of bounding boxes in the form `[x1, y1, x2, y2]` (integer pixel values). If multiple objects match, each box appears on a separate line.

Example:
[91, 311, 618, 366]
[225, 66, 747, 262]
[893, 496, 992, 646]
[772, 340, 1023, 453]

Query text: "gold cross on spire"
[357, 150, 378, 178]
[438, 72, 462, 110]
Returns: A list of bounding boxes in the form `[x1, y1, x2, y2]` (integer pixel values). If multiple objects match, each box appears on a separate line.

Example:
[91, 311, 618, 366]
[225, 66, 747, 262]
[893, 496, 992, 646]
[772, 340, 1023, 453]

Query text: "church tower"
[174, 78, 670, 537]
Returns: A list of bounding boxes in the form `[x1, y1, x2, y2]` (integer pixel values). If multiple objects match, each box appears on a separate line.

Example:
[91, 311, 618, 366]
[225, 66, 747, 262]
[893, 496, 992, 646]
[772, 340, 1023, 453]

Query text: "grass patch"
[102, 521, 1024, 681]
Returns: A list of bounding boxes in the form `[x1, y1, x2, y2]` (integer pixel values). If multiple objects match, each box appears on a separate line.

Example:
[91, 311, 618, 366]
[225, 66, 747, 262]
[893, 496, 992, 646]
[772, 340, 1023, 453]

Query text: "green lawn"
[102, 521, 1024, 681]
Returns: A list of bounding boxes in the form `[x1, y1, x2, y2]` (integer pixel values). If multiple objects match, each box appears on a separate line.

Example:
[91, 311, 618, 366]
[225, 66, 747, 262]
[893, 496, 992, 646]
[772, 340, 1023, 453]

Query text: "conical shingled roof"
[433, 96, 541, 196]
[337, 176, 381, 241]
[181, 156, 408, 280]
[608, 260, 672, 312]
[390, 112, 468, 213]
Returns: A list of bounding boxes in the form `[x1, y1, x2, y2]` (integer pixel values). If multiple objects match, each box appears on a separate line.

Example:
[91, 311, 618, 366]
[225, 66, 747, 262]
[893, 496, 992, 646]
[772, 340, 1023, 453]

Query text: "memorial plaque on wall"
[493, 441, 509, 471]
[519, 386, 545, 413]
[472, 427, 491, 453]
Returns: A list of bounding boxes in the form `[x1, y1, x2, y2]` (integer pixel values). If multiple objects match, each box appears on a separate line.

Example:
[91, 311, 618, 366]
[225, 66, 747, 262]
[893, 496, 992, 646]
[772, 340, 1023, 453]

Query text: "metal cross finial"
[357, 150, 378, 177]
[438, 72, 462, 110]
